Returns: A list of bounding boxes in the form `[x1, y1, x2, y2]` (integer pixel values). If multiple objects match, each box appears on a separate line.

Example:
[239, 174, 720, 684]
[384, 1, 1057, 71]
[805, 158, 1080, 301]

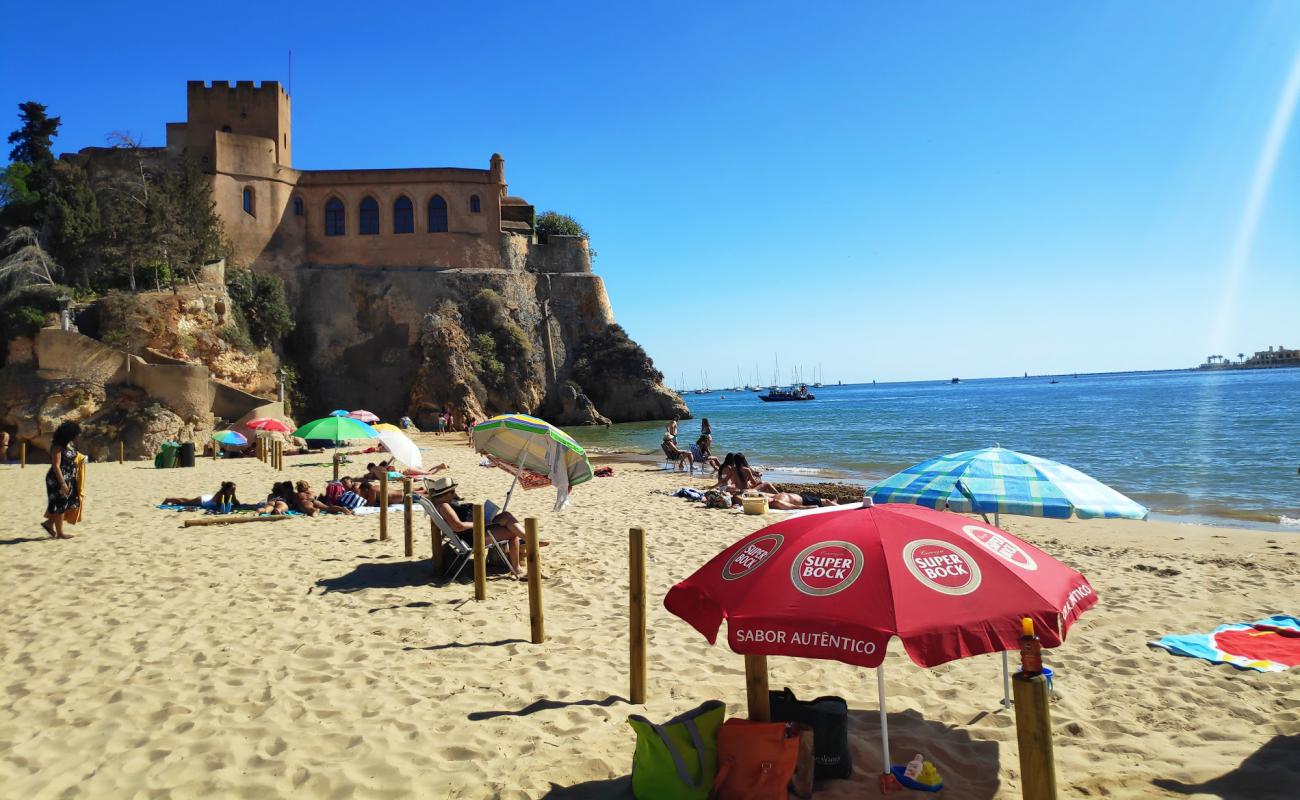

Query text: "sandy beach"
[0, 433, 1296, 799]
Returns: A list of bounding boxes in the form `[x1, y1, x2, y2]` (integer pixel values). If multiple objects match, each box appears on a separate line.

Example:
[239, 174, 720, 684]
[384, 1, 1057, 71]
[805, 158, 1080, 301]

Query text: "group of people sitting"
[710, 452, 835, 509]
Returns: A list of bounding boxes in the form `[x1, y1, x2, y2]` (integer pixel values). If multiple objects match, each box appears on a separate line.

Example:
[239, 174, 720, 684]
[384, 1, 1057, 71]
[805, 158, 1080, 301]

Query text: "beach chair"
[414, 493, 519, 584]
[661, 440, 695, 474]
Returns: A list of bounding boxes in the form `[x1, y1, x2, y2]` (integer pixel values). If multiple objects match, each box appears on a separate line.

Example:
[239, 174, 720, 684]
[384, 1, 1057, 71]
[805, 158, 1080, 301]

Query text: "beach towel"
[1149, 615, 1300, 672]
[673, 487, 706, 502]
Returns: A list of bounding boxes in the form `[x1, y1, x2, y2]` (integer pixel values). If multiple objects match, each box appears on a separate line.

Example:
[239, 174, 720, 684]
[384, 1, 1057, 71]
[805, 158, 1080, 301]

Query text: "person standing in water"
[701, 418, 712, 439]
[43, 421, 81, 539]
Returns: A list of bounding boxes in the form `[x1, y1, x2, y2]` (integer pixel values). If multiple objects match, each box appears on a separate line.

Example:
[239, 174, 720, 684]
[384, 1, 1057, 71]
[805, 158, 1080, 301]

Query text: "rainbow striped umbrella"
[472, 413, 593, 511]
[868, 446, 1148, 523]
[212, 430, 248, 446]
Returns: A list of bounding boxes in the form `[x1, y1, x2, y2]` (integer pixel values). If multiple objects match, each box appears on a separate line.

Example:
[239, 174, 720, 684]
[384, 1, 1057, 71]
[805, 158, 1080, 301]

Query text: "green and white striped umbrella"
[472, 413, 593, 488]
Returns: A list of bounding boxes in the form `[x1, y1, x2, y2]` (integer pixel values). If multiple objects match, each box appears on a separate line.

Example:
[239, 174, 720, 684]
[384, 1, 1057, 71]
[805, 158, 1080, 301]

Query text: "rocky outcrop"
[286, 265, 688, 426]
[95, 282, 278, 398]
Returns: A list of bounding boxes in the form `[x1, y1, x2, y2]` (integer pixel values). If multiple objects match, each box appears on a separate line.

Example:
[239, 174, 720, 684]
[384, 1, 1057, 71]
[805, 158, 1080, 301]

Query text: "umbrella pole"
[995, 510, 1001, 528]
[876, 665, 890, 775]
[499, 446, 527, 517]
[1002, 651, 1012, 708]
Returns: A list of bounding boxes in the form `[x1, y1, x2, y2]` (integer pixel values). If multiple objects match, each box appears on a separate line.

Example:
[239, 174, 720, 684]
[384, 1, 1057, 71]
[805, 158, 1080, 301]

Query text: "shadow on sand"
[1152, 734, 1298, 798]
[404, 638, 527, 653]
[540, 776, 632, 799]
[0, 536, 49, 546]
[468, 695, 627, 722]
[314, 558, 435, 592]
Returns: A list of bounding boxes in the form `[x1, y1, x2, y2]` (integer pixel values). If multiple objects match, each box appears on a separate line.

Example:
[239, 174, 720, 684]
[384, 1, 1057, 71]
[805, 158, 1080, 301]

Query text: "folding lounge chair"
[661, 440, 695, 474]
[415, 491, 519, 584]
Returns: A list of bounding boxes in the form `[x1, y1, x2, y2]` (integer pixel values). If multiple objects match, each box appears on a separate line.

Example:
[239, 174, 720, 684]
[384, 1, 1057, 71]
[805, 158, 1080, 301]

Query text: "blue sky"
[4, 2, 1299, 384]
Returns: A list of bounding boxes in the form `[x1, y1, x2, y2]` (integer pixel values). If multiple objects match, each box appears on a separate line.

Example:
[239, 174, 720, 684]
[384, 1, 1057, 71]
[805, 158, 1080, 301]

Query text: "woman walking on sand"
[43, 421, 81, 539]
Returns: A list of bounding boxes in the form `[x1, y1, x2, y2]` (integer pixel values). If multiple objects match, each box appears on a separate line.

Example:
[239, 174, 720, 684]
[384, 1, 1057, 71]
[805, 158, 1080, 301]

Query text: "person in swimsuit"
[733, 453, 778, 493]
[689, 435, 722, 473]
[42, 421, 81, 539]
[162, 481, 240, 508]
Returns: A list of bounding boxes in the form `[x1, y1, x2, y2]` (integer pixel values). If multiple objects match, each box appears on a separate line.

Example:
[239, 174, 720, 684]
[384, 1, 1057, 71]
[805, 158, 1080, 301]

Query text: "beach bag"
[712, 718, 800, 800]
[703, 489, 732, 509]
[769, 687, 853, 780]
[627, 700, 725, 799]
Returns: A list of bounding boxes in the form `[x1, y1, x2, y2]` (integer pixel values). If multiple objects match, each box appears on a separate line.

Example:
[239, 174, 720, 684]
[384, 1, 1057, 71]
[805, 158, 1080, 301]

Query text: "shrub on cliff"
[225, 267, 293, 349]
[535, 211, 597, 260]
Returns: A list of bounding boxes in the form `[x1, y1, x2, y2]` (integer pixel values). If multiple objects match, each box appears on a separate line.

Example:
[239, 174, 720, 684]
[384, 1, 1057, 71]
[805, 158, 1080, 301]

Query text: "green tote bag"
[627, 700, 726, 799]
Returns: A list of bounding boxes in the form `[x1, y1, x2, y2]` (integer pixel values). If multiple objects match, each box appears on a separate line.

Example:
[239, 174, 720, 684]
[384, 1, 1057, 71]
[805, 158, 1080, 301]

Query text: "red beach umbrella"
[664, 500, 1097, 776]
[245, 418, 292, 433]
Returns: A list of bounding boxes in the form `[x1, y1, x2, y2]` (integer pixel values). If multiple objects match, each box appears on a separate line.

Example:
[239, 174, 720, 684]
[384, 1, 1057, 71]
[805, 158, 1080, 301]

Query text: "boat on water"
[759, 383, 816, 402]
[951, 377, 961, 384]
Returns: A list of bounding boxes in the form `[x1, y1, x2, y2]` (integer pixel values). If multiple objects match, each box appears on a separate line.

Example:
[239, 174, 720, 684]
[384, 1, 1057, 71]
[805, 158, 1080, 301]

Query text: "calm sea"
[571, 369, 1300, 530]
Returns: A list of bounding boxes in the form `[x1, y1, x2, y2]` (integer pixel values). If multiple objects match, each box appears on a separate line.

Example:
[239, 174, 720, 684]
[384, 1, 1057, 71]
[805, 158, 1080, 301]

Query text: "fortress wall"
[526, 235, 592, 274]
[134, 363, 216, 421]
[500, 232, 530, 271]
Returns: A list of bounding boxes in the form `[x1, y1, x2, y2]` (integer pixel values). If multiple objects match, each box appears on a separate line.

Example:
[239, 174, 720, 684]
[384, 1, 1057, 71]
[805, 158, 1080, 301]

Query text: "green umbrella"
[292, 415, 380, 442]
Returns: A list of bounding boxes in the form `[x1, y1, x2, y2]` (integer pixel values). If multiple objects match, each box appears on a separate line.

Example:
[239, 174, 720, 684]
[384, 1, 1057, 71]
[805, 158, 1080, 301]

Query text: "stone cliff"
[281, 257, 688, 427]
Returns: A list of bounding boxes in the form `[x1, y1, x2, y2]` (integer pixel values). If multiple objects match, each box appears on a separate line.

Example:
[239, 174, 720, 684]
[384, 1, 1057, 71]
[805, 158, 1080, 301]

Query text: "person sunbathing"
[162, 481, 240, 508]
[662, 433, 694, 472]
[426, 477, 527, 573]
[255, 481, 294, 514]
[292, 480, 353, 515]
[732, 453, 778, 493]
[727, 487, 834, 510]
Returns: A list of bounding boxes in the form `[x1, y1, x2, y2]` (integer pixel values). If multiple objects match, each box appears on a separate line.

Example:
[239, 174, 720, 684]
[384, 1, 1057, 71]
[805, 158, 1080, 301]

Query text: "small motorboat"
[759, 383, 816, 402]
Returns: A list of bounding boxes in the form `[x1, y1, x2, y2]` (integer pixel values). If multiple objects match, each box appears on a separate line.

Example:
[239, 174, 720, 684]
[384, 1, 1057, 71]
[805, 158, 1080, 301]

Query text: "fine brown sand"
[1, 434, 1296, 799]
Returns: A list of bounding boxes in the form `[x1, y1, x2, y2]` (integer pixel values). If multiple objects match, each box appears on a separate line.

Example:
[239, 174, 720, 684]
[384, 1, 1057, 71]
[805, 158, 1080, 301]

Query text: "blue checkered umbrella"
[868, 446, 1148, 523]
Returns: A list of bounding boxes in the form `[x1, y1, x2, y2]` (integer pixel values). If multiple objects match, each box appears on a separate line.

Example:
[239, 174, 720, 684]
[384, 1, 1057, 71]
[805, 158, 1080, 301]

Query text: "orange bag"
[712, 719, 801, 800]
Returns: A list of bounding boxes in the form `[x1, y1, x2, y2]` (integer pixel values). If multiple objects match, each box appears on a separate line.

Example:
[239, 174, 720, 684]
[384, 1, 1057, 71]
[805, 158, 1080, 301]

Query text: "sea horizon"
[573, 367, 1300, 532]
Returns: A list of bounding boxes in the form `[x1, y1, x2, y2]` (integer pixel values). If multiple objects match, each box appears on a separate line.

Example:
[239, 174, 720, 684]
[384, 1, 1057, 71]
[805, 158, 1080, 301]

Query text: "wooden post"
[332, 452, 340, 481]
[472, 503, 487, 601]
[183, 515, 289, 528]
[402, 478, 413, 557]
[118, 441, 124, 464]
[20, 440, 25, 468]
[379, 471, 389, 541]
[526, 517, 544, 644]
[745, 654, 771, 721]
[429, 513, 444, 579]
[276, 441, 283, 471]
[1013, 672, 1057, 800]
[211, 441, 218, 460]
[629, 527, 647, 704]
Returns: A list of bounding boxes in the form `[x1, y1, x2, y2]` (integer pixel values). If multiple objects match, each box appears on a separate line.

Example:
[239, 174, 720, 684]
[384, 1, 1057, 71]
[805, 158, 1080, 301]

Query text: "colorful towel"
[1149, 615, 1300, 672]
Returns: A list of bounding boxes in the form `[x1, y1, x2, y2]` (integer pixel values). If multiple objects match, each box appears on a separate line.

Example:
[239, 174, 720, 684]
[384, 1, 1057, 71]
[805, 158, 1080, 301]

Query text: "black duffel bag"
[768, 687, 852, 780]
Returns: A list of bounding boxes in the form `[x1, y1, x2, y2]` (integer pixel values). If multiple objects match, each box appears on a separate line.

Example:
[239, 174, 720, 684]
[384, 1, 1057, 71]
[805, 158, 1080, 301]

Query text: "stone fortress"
[74, 80, 685, 427]
[163, 80, 592, 277]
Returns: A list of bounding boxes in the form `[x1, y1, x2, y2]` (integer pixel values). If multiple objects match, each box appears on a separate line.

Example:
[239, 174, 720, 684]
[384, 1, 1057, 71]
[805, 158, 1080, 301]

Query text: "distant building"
[1199, 345, 1299, 370]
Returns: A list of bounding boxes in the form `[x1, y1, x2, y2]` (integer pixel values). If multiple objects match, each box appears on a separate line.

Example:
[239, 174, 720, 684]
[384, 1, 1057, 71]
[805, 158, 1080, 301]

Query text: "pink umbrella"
[348, 410, 380, 423]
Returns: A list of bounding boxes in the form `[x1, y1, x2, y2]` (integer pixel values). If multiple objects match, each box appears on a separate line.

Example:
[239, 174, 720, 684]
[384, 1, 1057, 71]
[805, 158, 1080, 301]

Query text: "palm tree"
[1238, 352, 1245, 364]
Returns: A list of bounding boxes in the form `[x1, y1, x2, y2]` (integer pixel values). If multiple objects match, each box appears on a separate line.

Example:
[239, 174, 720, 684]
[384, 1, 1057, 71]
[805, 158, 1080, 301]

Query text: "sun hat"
[427, 476, 458, 496]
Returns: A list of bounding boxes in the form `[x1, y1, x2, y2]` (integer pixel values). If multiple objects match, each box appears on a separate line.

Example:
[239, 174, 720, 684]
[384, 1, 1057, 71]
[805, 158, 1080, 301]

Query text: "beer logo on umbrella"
[723, 534, 784, 581]
[790, 541, 864, 597]
[960, 525, 1038, 571]
[903, 539, 982, 596]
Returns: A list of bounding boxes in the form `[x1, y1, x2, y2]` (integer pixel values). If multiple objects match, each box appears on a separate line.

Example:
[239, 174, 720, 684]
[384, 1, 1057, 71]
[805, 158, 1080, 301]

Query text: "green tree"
[224, 266, 293, 349]
[4, 102, 61, 229]
[534, 210, 588, 241]
[44, 160, 101, 288]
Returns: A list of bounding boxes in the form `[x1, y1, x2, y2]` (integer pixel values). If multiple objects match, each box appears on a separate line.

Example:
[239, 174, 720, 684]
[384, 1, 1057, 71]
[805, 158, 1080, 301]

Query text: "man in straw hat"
[425, 476, 527, 573]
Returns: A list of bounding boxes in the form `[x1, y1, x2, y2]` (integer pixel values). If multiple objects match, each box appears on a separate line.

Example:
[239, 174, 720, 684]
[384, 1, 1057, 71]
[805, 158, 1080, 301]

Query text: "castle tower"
[170, 80, 292, 168]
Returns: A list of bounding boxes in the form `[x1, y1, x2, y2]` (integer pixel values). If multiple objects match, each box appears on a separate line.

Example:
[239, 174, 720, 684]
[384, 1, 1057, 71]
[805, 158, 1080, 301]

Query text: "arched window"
[242, 187, 254, 216]
[325, 198, 345, 236]
[470, 194, 481, 213]
[292, 197, 303, 217]
[359, 196, 379, 235]
[427, 195, 448, 233]
[393, 196, 414, 234]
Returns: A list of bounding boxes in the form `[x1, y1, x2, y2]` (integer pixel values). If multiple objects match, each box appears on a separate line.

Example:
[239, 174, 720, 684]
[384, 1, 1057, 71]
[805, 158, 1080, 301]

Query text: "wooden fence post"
[629, 527, 647, 704]
[119, 441, 125, 464]
[526, 517, 544, 644]
[379, 471, 389, 541]
[332, 452, 340, 481]
[402, 478, 413, 557]
[20, 440, 25, 468]
[276, 441, 284, 471]
[1013, 672, 1058, 800]
[745, 654, 771, 721]
[472, 503, 487, 601]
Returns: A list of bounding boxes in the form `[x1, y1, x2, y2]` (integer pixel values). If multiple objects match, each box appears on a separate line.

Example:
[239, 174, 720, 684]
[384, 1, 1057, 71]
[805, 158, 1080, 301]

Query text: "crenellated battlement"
[187, 80, 289, 98]
[181, 80, 292, 167]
